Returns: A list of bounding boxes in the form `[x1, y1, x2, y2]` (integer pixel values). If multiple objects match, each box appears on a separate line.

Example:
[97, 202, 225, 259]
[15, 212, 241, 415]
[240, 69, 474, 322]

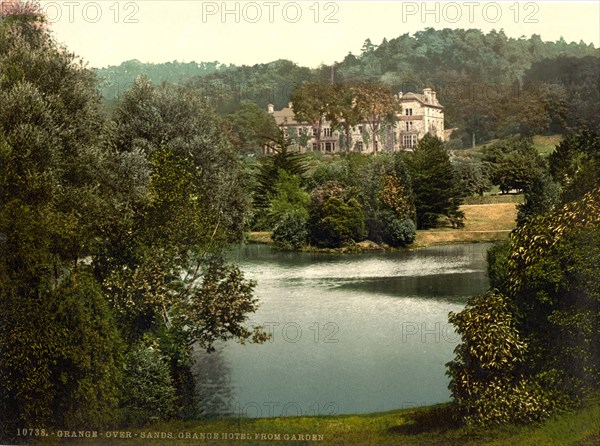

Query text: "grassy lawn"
[456, 134, 563, 158]
[463, 194, 524, 205]
[45, 401, 600, 445]
[413, 202, 517, 247]
[532, 134, 564, 157]
[247, 231, 273, 244]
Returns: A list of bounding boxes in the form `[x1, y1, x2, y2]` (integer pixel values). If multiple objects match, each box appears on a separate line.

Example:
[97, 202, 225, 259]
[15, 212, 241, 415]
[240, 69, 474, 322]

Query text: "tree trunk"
[345, 123, 351, 152]
[316, 117, 323, 152]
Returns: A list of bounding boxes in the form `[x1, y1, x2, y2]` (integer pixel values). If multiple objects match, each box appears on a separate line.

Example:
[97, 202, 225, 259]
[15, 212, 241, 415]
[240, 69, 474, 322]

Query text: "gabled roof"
[272, 107, 304, 126]
[400, 92, 444, 109]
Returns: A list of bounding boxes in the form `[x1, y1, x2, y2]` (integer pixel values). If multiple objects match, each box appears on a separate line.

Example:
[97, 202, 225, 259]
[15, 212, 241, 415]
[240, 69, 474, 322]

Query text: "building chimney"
[431, 90, 437, 104]
[423, 88, 432, 102]
[267, 104, 274, 114]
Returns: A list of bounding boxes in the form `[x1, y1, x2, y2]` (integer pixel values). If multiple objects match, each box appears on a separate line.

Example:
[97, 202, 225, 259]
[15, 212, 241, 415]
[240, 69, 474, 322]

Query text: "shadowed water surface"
[193, 243, 490, 418]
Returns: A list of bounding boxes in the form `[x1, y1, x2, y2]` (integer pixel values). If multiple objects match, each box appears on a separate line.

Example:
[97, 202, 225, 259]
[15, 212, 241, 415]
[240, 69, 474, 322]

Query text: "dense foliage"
[272, 213, 309, 250]
[0, 5, 266, 438]
[308, 182, 367, 248]
[549, 130, 600, 202]
[407, 134, 464, 229]
[0, 6, 124, 431]
[3, 2, 599, 435]
[482, 137, 547, 194]
[448, 184, 600, 424]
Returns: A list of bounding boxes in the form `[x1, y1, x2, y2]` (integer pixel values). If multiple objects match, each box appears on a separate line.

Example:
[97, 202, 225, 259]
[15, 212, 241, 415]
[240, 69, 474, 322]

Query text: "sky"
[36, 1, 600, 69]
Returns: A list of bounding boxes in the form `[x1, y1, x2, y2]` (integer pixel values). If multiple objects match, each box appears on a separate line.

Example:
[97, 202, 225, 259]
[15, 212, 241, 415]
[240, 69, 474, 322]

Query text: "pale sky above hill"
[37, 1, 600, 69]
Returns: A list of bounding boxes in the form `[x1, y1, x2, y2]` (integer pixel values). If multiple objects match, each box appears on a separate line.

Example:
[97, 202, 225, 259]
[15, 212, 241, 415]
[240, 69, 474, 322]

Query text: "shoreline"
[247, 202, 517, 253]
[246, 229, 512, 253]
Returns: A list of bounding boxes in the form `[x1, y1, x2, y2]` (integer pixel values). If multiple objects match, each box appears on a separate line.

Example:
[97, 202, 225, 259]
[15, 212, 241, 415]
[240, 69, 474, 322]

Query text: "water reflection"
[192, 345, 234, 417]
[194, 243, 491, 417]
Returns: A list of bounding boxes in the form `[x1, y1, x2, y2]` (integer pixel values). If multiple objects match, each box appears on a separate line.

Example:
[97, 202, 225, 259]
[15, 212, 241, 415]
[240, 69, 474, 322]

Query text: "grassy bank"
[42, 401, 600, 446]
[462, 194, 524, 205]
[248, 202, 518, 250]
[412, 202, 517, 248]
[456, 134, 563, 158]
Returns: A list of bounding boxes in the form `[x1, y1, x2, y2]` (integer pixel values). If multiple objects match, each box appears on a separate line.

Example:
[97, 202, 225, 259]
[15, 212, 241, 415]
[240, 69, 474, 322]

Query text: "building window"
[403, 134, 417, 149]
[312, 143, 318, 151]
[324, 128, 332, 137]
[325, 142, 332, 152]
[358, 125, 363, 134]
[312, 127, 318, 137]
[405, 108, 413, 116]
[356, 141, 364, 152]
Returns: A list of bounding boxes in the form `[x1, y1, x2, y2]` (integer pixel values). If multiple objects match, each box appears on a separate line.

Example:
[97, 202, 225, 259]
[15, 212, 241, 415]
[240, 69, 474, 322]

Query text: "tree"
[291, 82, 335, 152]
[272, 214, 309, 250]
[447, 291, 550, 425]
[0, 4, 124, 433]
[108, 78, 268, 350]
[506, 189, 600, 404]
[121, 335, 178, 426]
[327, 83, 363, 152]
[308, 182, 366, 248]
[225, 102, 279, 154]
[407, 135, 464, 229]
[516, 173, 560, 224]
[453, 157, 492, 196]
[483, 137, 547, 194]
[448, 187, 600, 425]
[102, 79, 272, 418]
[353, 82, 400, 153]
[268, 170, 310, 224]
[252, 137, 308, 215]
[549, 130, 600, 203]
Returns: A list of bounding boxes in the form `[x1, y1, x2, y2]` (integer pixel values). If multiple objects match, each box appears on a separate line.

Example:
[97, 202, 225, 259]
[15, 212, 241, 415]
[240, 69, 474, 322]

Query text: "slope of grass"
[456, 134, 563, 158]
[463, 194, 524, 205]
[413, 202, 517, 247]
[532, 134, 563, 156]
[41, 401, 600, 446]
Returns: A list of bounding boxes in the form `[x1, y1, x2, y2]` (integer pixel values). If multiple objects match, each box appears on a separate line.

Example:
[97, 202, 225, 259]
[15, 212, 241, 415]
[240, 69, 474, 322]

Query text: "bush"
[121, 336, 178, 426]
[268, 170, 309, 225]
[381, 213, 416, 247]
[446, 292, 552, 425]
[448, 188, 600, 425]
[0, 273, 124, 431]
[516, 173, 561, 224]
[487, 240, 511, 293]
[308, 182, 367, 248]
[272, 213, 309, 250]
[457, 376, 556, 425]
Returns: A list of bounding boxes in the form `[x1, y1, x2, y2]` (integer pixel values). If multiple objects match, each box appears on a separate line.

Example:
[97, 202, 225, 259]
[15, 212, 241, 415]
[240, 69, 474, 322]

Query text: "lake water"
[193, 243, 491, 418]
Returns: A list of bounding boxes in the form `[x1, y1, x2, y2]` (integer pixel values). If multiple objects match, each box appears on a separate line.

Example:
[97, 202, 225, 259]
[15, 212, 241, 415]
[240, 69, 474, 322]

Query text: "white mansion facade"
[267, 88, 447, 154]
